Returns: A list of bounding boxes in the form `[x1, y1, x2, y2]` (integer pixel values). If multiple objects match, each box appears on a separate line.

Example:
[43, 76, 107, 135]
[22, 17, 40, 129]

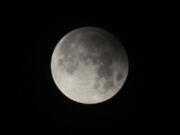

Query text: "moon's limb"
[51, 27, 128, 104]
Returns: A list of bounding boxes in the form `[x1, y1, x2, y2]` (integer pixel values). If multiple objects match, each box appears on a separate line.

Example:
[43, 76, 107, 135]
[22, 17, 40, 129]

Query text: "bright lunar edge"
[51, 27, 129, 104]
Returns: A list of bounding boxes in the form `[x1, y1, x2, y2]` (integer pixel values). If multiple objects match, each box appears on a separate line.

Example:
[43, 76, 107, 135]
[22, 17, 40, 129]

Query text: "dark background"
[10, 12, 152, 132]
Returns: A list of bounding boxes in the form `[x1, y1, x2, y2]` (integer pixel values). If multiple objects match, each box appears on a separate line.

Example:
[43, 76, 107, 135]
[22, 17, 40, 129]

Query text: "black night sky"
[10, 12, 152, 132]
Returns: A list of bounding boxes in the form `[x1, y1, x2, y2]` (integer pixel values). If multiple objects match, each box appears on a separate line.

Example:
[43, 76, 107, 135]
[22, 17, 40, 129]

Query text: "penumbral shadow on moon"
[51, 27, 128, 104]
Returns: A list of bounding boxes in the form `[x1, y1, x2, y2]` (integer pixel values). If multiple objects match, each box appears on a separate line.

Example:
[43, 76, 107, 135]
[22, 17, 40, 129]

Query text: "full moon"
[51, 27, 128, 104]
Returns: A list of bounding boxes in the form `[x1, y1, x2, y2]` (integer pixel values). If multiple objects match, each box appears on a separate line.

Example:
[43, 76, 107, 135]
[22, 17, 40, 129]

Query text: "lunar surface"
[51, 27, 128, 104]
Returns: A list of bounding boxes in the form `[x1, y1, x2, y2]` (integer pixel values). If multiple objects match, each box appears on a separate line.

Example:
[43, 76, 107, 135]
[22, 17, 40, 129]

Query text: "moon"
[51, 27, 128, 104]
